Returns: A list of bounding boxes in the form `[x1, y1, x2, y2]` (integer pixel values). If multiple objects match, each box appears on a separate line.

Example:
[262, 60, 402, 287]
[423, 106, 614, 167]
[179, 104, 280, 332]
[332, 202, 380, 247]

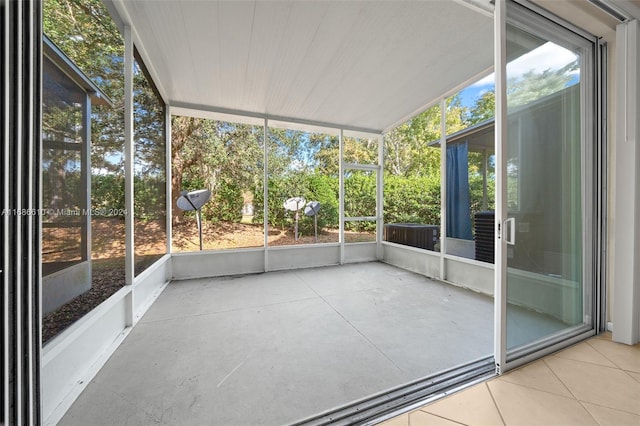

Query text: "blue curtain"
[447, 141, 473, 240]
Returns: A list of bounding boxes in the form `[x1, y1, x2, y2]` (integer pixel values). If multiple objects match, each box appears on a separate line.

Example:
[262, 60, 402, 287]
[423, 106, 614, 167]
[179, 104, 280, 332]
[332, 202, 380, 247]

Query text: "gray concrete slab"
[59, 262, 563, 426]
[141, 270, 319, 323]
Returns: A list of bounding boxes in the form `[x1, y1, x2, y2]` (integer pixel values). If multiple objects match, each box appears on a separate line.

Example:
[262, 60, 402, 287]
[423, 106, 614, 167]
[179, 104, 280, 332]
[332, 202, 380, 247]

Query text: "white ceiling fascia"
[169, 104, 266, 128]
[170, 101, 381, 136]
[343, 129, 383, 140]
[267, 119, 341, 136]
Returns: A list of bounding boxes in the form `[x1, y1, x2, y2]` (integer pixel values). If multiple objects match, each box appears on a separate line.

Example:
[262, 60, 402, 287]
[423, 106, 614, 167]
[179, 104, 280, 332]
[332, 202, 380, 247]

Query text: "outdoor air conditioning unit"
[474, 211, 495, 263]
[384, 223, 440, 251]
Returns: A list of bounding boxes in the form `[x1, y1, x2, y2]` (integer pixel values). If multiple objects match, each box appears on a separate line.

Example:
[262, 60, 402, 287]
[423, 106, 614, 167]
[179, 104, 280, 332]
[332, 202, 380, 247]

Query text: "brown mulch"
[43, 257, 125, 343]
[43, 218, 374, 343]
[171, 219, 375, 250]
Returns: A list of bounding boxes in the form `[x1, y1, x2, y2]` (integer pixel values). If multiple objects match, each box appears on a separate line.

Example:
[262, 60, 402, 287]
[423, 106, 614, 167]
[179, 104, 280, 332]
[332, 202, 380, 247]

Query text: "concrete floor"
[59, 262, 564, 426]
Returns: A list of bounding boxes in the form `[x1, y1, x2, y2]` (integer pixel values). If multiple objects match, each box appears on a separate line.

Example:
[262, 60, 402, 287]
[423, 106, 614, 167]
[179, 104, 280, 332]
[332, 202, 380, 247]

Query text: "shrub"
[253, 173, 339, 235]
[92, 174, 125, 212]
[383, 174, 441, 226]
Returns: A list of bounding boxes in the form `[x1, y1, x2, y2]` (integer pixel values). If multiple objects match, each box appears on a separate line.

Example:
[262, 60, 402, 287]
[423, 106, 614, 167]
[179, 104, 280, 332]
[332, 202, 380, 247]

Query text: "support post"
[263, 118, 269, 271]
[166, 106, 172, 254]
[339, 129, 345, 264]
[439, 98, 447, 281]
[613, 19, 640, 345]
[494, 0, 508, 372]
[124, 25, 134, 325]
[377, 133, 384, 260]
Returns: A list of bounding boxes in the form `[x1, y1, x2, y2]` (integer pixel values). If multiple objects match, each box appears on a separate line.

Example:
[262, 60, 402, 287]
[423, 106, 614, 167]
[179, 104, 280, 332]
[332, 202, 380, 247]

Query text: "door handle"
[504, 217, 516, 246]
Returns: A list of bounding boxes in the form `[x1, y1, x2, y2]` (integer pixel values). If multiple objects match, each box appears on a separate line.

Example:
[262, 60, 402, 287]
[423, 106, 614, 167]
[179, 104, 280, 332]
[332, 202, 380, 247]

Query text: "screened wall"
[42, 54, 89, 276]
[134, 49, 167, 275]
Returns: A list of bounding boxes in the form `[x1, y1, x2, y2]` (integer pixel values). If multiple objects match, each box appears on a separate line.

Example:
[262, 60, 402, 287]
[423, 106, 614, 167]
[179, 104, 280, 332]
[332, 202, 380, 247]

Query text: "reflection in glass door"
[501, 4, 596, 358]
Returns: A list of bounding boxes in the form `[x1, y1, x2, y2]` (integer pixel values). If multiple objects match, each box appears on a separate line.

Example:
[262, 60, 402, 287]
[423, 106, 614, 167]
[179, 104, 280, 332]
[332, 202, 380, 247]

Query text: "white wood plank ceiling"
[114, 1, 494, 133]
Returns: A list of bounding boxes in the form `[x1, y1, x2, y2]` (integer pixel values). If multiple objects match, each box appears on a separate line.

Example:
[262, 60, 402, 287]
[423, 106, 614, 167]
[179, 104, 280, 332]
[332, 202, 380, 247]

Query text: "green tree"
[171, 116, 263, 224]
[44, 0, 126, 175]
[466, 90, 495, 125]
[384, 104, 441, 177]
[508, 61, 578, 107]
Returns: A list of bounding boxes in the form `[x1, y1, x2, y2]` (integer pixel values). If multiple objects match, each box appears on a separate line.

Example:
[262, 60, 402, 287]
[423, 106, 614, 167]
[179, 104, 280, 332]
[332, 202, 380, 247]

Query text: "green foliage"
[384, 103, 441, 177]
[466, 90, 495, 125]
[507, 61, 578, 107]
[44, 0, 126, 174]
[469, 173, 496, 221]
[344, 171, 376, 217]
[207, 180, 244, 223]
[342, 171, 376, 232]
[303, 174, 339, 232]
[134, 177, 165, 221]
[253, 173, 339, 235]
[45, 0, 167, 231]
[92, 174, 125, 212]
[171, 116, 263, 224]
[179, 175, 245, 224]
[383, 174, 441, 226]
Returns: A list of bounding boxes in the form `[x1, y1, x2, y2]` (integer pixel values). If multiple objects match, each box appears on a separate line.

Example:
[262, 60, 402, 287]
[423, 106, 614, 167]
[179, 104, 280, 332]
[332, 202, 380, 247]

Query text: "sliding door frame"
[494, 0, 605, 373]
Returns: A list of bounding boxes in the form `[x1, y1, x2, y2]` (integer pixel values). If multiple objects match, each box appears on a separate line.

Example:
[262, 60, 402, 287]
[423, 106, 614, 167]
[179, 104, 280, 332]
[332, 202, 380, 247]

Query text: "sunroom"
[5, 0, 640, 425]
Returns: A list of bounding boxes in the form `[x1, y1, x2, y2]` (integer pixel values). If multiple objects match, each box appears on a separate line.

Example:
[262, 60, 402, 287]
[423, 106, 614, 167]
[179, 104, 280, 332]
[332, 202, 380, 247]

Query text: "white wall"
[382, 242, 494, 296]
[172, 248, 265, 280]
[613, 19, 640, 345]
[172, 244, 379, 281]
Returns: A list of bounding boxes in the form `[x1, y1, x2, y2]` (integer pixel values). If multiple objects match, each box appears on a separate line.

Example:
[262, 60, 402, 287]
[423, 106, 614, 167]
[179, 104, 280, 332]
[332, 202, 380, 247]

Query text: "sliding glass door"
[496, 0, 598, 369]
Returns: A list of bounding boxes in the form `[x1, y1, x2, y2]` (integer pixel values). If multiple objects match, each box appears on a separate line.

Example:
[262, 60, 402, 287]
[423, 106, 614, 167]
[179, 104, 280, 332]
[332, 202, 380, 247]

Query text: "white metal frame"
[377, 133, 384, 260]
[612, 19, 640, 344]
[339, 129, 345, 263]
[263, 118, 269, 270]
[166, 105, 172, 254]
[494, 0, 508, 374]
[494, 0, 600, 373]
[340, 132, 383, 257]
[123, 24, 135, 325]
[439, 98, 448, 281]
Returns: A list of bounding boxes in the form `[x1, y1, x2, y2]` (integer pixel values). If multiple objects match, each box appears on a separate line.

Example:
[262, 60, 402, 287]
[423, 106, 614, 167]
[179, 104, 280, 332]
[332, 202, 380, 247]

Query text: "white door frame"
[493, 0, 600, 374]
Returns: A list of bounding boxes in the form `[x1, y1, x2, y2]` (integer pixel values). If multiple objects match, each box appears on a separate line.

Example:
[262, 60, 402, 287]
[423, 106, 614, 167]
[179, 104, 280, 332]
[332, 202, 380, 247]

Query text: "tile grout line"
[485, 381, 507, 426]
[621, 368, 640, 383]
[575, 400, 603, 426]
[415, 409, 470, 426]
[294, 271, 406, 374]
[577, 398, 640, 418]
[585, 339, 626, 371]
[541, 345, 614, 425]
[494, 359, 581, 400]
[552, 344, 630, 371]
[543, 339, 640, 419]
[542, 357, 579, 401]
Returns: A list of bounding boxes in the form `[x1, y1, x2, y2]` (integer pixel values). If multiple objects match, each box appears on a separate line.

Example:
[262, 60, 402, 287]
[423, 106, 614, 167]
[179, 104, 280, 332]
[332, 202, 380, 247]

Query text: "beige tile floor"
[381, 333, 640, 426]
